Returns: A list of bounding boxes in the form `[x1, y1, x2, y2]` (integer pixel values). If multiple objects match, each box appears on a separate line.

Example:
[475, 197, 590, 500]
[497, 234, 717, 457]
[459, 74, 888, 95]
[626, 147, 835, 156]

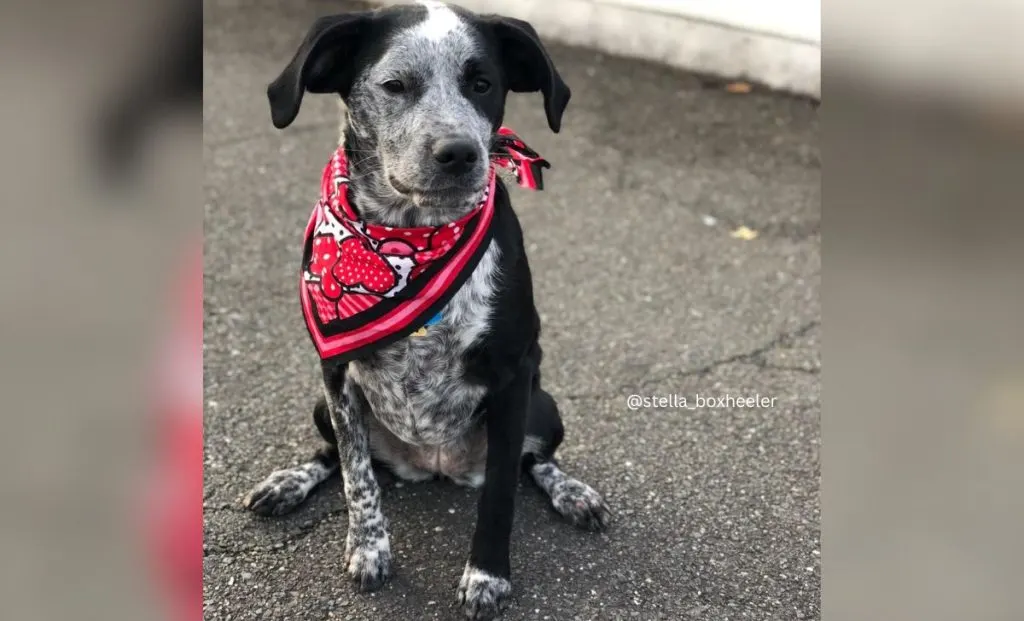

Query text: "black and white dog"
[243, 3, 609, 619]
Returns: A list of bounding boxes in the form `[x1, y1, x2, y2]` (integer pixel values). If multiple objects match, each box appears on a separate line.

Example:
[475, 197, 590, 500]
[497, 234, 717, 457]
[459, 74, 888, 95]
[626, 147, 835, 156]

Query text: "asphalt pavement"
[204, 1, 821, 619]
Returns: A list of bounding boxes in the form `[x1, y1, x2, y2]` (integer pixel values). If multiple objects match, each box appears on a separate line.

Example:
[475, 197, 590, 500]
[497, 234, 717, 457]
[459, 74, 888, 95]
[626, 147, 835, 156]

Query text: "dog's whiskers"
[345, 154, 383, 182]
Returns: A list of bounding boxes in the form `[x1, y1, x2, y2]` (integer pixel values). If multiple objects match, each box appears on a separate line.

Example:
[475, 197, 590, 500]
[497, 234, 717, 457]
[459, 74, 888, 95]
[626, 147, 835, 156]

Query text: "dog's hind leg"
[522, 387, 611, 531]
[242, 397, 340, 516]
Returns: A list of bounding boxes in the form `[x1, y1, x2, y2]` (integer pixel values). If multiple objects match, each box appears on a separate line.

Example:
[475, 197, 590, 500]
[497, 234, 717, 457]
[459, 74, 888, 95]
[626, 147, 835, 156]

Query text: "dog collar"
[300, 127, 547, 362]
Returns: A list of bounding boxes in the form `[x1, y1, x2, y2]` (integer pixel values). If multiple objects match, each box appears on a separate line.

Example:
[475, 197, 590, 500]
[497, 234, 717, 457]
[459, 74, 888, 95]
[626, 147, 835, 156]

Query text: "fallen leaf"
[726, 82, 752, 94]
[730, 226, 759, 240]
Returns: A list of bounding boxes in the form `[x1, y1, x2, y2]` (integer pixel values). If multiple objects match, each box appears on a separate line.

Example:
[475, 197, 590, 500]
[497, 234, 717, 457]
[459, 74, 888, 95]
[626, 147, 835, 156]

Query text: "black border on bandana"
[300, 185, 507, 363]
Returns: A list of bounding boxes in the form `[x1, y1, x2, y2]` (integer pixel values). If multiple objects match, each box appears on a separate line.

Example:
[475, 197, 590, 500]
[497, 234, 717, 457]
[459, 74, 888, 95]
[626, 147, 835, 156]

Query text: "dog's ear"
[488, 17, 570, 133]
[267, 12, 375, 129]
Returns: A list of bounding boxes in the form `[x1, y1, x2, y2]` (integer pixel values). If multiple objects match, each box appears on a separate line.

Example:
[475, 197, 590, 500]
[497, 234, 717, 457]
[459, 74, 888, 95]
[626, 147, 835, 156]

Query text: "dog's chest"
[348, 242, 500, 446]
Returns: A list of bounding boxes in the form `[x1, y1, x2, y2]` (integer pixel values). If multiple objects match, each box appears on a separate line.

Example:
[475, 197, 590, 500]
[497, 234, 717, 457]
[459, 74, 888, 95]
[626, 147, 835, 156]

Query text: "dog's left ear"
[487, 17, 570, 133]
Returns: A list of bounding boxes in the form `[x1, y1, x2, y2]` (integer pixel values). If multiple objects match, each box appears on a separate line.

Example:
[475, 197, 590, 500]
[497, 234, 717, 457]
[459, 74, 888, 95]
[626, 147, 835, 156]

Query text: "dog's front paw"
[345, 535, 392, 592]
[456, 565, 511, 620]
[551, 479, 611, 532]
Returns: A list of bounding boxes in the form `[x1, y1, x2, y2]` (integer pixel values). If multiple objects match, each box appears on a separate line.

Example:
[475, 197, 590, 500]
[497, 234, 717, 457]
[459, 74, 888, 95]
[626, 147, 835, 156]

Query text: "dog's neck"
[341, 125, 483, 228]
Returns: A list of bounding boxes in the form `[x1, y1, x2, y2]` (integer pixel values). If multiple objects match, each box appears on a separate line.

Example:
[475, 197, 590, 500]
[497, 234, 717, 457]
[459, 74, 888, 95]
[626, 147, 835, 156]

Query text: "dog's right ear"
[487, 17, 571, 133]
[267, 12, 375, 129]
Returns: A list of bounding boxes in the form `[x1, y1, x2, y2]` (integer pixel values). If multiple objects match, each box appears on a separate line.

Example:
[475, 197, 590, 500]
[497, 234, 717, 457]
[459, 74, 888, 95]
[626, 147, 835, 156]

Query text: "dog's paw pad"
[456, 565, 511, 620]
[242, 468, 316, 516]
[346, 539, 392, 592]
[551, 479, 611, 531]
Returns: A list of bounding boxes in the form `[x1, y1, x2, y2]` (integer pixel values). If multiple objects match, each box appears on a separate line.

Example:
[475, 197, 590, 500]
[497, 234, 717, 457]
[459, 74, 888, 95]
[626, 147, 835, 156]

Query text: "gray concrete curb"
[368, 0, 821, 99]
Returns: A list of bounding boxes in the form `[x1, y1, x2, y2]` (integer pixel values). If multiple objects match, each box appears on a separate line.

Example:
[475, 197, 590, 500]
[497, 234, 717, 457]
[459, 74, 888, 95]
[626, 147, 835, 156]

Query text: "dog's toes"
[456, 565, 511, 620]
[242, 469, 314, 516]
[346, 539, 392, 592]
[551, 480, 611, 532]
[353, 561, 390, 592]
[242, 461, 335, 516]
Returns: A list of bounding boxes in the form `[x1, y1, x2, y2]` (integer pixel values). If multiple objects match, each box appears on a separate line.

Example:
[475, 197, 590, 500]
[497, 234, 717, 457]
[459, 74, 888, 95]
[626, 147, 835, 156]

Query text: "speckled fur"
[351, 241, 499, 486]
[243, 448, 338, 516]
[329, 378, 393, 590]
[530, 461, 611, 531]
[458, 565, 513, 620]
[343, 1, 495, 227]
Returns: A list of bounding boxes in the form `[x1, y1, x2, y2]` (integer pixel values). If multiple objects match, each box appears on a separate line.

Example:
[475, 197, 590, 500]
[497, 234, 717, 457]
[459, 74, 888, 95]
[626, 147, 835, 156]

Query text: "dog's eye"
[381, 80, 406, 94]
[471, 78, 491, 94]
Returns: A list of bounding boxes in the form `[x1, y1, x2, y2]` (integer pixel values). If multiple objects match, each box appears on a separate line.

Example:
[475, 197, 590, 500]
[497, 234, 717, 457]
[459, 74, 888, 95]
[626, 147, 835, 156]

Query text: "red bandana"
[301, 127, 547, 362]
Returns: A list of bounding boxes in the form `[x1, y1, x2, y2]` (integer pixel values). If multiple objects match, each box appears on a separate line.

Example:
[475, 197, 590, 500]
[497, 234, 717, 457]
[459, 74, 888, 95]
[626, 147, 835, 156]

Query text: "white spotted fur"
[242, 459, 337, 515]
[350, 240, 501, 484]
[414, 1, 462, 42]
[457, 564, 513, 617]
[530, 461, 611, 530]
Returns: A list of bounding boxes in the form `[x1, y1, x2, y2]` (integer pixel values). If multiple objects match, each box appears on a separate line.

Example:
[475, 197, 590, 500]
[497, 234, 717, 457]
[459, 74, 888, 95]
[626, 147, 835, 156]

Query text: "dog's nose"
[432, 138, 479, 175]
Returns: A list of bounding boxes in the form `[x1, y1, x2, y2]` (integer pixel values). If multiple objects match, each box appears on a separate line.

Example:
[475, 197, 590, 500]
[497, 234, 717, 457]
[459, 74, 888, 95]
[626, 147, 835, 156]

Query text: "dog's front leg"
[457, 364, 531, 620]
[321, 362, 391, 591]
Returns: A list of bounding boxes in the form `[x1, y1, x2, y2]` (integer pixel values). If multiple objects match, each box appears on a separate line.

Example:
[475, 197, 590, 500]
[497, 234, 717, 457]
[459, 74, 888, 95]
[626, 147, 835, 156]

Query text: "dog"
[242, 3, 609, 619]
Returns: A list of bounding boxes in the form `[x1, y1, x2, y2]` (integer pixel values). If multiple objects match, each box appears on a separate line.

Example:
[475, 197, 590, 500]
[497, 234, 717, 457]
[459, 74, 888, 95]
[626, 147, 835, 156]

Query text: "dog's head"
[268, 2, 569, 220]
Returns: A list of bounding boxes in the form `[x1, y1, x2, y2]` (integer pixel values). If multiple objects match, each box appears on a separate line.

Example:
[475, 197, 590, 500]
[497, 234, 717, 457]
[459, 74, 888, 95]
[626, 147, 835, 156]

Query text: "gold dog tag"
[411, 310, 443, 338]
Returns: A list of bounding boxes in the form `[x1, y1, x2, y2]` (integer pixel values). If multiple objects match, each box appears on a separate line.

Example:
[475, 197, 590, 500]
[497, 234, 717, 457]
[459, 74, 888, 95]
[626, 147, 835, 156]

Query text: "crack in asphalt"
[566, 320, 821, 401]
[639, 320, 820, 388]
[759, 363, 820, 376]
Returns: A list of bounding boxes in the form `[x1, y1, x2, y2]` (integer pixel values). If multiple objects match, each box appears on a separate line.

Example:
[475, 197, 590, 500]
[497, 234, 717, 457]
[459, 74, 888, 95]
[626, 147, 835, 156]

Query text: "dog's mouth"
[387, 175, 437, 196]
[388, 175, 484, 205]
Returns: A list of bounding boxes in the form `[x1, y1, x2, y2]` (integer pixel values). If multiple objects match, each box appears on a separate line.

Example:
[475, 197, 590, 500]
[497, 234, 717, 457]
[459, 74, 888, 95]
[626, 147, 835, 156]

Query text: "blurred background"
[0, 0, 1021, 620]
[0, 1, 201, 620]
[436, 0, 821, 97]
